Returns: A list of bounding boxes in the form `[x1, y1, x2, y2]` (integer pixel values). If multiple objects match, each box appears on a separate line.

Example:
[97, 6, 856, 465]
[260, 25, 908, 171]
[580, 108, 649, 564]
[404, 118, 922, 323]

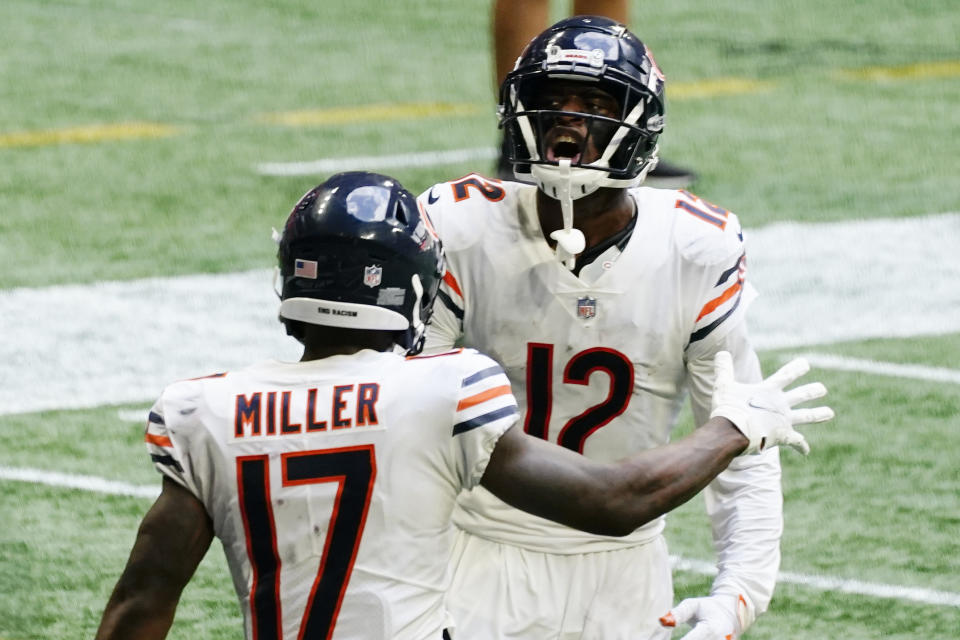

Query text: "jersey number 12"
[524, 343, 634, 453]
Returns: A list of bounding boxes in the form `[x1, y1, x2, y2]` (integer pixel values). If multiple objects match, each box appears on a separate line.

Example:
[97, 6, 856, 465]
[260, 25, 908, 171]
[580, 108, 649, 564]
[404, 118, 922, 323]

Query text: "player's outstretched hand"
[709, 351, 834, 455]
[660, 592, 754, 640]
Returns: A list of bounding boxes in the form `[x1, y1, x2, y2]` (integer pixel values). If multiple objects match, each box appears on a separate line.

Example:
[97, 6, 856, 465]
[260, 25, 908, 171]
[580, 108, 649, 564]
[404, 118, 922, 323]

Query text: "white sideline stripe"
[0, 465, 160, 499]
[797, 353, 960, 384]
[256, 147, 499, 176]
[0, 463, 956, 608]
[671, 556, 960, 608]
[2, 213, 960, 416]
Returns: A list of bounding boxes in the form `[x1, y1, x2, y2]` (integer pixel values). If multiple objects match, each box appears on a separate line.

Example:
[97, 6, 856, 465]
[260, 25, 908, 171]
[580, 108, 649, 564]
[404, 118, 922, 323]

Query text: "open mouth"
[545, 134, 583, 164]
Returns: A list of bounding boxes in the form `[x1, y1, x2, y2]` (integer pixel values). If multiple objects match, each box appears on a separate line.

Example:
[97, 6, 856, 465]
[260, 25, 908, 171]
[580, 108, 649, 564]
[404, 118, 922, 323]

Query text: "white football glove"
[660, 592, 755, 640]
[710, 351, 834, 455]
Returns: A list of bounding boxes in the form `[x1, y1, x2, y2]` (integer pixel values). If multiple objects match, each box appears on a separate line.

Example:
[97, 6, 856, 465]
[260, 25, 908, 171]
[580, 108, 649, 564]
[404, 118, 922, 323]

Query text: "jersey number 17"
[237, 446, 376, 640]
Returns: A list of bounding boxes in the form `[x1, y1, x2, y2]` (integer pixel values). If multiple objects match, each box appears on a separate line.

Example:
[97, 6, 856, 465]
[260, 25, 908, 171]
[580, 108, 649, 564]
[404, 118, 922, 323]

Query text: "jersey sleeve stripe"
[714, 252, 745, 286]
[145, 432, 173, 447]
[452, 405, 518, 436]
[437, 290, 465, 320]
[150, 453, 184, 472]
[461, 365, 504, 387]
[696, 280, 742, 321]
[689, 290, 742, 344]
[443, 271, 464, 298]
[456, 385, 512, 411]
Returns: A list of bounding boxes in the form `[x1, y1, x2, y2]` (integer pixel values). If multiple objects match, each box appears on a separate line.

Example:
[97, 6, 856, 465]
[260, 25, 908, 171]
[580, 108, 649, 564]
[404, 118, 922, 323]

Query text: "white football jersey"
[419, 175, 757, 553]
[144, 348, 517, 640]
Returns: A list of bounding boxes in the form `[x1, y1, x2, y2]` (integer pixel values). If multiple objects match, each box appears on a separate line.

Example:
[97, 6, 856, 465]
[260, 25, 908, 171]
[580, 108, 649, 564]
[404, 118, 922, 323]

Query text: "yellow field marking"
[7, 59, 950, 151]
[257, 101, 484, 126]
[836, 60, 960, 81]
[0, 122, 181, 148]
[670, 77, 775, 99]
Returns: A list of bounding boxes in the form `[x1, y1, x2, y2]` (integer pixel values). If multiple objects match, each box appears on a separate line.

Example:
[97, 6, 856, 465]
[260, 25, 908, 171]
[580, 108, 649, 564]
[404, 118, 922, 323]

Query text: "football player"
[490, 0, 697, 188]
[95, 172, 831, 640]
[419, 16, 795, 640]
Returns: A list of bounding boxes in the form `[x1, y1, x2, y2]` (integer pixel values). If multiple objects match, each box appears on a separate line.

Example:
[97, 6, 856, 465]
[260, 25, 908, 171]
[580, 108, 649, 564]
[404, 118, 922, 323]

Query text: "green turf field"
[1, 0, 958, 638]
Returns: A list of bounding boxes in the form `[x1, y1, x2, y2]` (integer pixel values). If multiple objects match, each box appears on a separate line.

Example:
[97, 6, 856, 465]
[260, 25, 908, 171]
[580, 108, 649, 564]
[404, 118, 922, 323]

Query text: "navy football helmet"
[276, 172, 445, 355]
[499, 15, 666, 198]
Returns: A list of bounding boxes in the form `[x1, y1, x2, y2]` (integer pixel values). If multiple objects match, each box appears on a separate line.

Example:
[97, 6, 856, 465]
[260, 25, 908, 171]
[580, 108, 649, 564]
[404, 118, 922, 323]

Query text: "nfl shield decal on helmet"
[577, 296, 597, 319]
[363, 265, 383, 287]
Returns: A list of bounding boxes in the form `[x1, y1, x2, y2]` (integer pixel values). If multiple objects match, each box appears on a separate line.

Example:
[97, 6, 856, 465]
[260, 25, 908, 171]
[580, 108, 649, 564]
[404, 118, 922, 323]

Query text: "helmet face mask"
[276, 172, 444, 355]
[499, 16, 665, 199]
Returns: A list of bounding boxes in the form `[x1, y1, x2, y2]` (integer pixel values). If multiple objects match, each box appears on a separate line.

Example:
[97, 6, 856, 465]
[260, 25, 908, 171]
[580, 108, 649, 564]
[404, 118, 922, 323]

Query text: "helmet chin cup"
[529, 158, 652, 202]
[531, 163, 602, 201]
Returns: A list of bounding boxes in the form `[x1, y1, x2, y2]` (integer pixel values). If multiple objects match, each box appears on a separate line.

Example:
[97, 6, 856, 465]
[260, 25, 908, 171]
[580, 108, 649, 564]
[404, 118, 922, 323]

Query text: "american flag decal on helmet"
[294, 259, 318, 279]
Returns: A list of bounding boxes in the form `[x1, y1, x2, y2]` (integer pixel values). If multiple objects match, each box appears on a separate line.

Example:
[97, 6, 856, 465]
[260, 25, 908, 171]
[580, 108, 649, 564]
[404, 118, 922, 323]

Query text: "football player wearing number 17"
[95, 172, 832, 640]
[418, 15, 803, 640]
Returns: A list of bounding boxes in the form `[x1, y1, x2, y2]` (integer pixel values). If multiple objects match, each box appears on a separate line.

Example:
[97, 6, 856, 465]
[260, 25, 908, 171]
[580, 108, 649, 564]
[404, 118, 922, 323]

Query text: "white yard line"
[0, 465, 159, 499]
[2, 461, 956, 608]
[1, 213, 959, 417]
[670, 556, 960, 608]
[256, 147, 499, 176]
[797, 353, 960, 384]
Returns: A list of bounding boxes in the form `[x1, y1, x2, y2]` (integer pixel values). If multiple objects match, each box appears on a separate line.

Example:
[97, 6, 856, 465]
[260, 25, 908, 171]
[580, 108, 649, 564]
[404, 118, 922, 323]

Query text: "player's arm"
[481, 352, 831, 537]
[481, 415, 748, 536]
[672, 325, 788, 635]
[95, 476, 214, 640]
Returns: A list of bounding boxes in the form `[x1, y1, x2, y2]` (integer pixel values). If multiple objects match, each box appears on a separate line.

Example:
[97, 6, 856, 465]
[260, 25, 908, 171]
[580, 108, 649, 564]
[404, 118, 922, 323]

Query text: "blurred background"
[0, 1, 957, 638]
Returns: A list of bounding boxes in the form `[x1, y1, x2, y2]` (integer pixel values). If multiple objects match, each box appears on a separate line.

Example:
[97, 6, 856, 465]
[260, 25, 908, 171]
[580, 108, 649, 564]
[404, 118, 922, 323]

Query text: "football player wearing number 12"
[418, 16, 794, 640]
[95, 172, 832, 640]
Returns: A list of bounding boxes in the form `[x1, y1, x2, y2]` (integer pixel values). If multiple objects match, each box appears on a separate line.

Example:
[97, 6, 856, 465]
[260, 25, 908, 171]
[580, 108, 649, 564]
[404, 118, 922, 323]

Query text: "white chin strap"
[529, 149, 660, 270]
[546, 159, 586, 270]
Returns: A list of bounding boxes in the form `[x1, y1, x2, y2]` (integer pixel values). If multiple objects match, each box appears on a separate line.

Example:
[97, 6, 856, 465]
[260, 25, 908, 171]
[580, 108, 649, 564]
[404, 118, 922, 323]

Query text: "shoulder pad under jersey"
[417, 175, 534, 252]
[635, 186, 746, 266]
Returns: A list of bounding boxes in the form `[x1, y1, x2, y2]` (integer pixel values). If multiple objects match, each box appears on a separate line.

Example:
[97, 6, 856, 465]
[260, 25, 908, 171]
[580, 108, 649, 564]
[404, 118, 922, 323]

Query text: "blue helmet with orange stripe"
[499, 15, 665, 198]
[276, 171, 445, 354]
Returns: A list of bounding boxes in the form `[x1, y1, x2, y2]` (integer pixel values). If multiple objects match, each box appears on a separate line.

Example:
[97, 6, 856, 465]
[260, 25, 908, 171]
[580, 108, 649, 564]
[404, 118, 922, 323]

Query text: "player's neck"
[299, 326, 395, 362]
[300, 344, 364, 361]
[536, 188, 635, 252]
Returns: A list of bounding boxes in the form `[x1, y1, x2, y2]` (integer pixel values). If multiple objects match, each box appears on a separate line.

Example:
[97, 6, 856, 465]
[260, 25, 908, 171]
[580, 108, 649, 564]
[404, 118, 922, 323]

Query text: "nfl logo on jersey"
[363, 265, 383, 287]
[577, 296, 597, 319]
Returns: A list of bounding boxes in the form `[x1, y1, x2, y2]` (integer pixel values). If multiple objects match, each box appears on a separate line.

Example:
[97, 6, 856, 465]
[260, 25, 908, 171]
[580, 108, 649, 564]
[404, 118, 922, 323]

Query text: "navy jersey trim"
[437, 290, 465, 321]
[462, 365, 504, 387]
[453, 406, 517, 436]
[151, 453, 184, 472]
[715, 252, 745, 286]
